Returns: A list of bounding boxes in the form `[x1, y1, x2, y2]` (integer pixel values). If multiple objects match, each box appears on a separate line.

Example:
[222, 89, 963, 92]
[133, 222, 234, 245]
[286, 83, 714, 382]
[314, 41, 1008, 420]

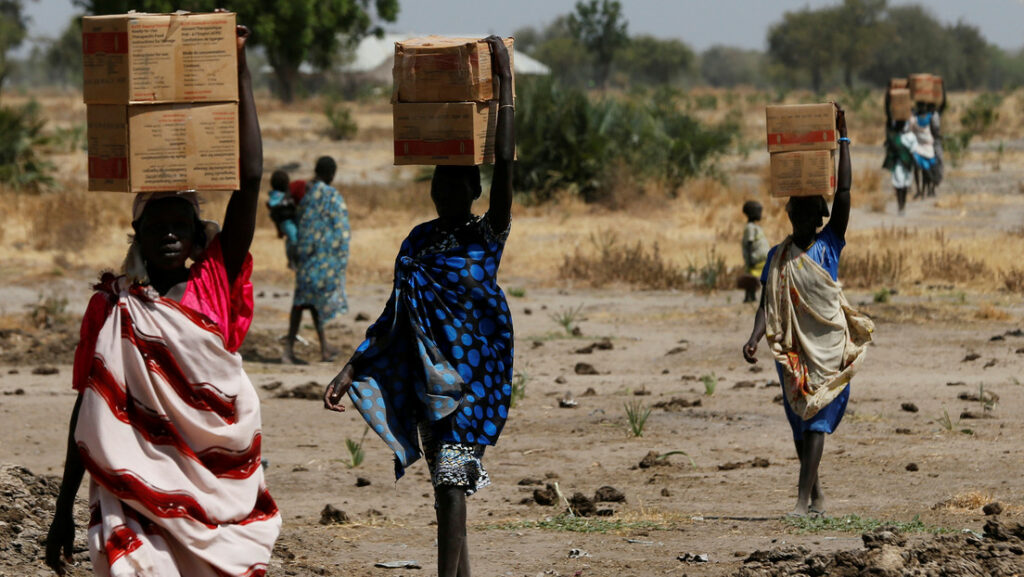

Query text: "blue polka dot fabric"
[346, 216, 514, 480]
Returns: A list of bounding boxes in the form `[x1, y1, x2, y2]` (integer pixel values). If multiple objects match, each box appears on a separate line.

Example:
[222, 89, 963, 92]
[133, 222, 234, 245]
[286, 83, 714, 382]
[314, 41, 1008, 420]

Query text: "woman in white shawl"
[742, 105, 873, 518]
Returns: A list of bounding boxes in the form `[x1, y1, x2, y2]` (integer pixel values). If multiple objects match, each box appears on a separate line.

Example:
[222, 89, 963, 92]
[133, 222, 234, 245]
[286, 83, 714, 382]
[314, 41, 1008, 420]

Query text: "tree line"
[516, 0, 1024, 92]
[3, 0, 1024, 101]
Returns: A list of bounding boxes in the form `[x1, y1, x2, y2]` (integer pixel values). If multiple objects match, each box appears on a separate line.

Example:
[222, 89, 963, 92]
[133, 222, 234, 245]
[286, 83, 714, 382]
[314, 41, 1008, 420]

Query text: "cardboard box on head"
[393, 102, 497, 166]
[888, 88, 912, 121]
[393, 36, 516, 103]
[82, 12, 238, 104]
[765, 103, 838, 153]
[87, 102, 240, 193]
[909, 73, 938, 104]
[889, 78, 908, 89]
[769, 150, 835, 198]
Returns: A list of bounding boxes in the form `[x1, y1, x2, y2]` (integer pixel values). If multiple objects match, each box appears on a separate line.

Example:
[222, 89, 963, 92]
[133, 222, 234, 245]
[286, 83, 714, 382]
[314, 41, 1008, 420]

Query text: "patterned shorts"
[418, 422, 491, 496]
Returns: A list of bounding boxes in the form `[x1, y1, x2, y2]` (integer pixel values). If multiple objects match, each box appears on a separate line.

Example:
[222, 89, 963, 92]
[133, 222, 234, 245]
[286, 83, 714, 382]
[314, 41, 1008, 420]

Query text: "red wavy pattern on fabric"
[80, 448, 279, 530]
[118, 303, 237, 423]
[104, 525, 144, 566]
[86, 357, 262, 479]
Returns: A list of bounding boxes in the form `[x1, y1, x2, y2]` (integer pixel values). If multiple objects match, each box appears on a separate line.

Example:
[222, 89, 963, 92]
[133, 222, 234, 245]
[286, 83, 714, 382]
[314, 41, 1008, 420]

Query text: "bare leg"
[793, 432, 824, 516]
[896, 187, 907, 214]
[310, 308, 337, 362]
[282, 307, 303, 364]
[436, 486, 470, 577]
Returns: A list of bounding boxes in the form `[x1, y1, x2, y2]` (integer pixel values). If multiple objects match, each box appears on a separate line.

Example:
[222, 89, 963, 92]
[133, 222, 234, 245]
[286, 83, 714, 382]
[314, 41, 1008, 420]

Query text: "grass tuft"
[783, 514, 951, 535]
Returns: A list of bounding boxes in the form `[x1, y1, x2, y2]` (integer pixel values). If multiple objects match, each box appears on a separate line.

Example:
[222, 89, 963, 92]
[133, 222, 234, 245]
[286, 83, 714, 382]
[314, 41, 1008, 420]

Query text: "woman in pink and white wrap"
[45, 23, 280, 577]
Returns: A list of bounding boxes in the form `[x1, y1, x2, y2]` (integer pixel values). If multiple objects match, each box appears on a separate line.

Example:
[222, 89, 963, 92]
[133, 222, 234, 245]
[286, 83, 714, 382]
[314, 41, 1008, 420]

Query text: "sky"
[16, 0, 1024, 56]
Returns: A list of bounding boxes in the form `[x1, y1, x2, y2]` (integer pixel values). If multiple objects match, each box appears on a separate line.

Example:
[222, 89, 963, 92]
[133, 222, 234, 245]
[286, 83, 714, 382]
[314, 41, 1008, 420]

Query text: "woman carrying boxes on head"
[884, 81, 917, 215]
[46, 19, 281, 577]
[323, 36, 514, 577]
[743, 104, 874, 518]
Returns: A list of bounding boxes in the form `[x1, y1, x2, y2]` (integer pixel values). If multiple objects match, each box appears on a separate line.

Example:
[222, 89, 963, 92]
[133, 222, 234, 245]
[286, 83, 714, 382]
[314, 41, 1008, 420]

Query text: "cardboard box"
[769, 150, 835, 198]
[909, 73, 937, 104]
[393, 36, 515, 103]
[88, 102, 239, 192]
[393, 102, 497, 165]
[83, 12, 238, 104]
[765, 103, 837, 153]
[888, 88, 912, 121]
[889, 78, 908, 89]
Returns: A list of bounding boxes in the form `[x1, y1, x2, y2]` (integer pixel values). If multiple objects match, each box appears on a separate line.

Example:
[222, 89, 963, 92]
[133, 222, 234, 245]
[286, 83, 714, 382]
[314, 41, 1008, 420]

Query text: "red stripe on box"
[395, 140, 475, 157]
[82, 32, 128, 55]
[767, 130, 836, 147]
[89, 156, 127, 180]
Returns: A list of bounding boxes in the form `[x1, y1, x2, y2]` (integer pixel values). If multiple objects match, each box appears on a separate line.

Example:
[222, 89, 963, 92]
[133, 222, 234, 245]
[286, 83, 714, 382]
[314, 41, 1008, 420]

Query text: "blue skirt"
[776, 363, 849, 441]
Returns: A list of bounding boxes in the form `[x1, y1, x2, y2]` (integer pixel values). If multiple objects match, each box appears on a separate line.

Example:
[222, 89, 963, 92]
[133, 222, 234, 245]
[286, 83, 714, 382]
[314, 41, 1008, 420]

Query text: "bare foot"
[789, 502, 809, 517]
[321, 347, 340, 363]
[281, 351, 307, 365]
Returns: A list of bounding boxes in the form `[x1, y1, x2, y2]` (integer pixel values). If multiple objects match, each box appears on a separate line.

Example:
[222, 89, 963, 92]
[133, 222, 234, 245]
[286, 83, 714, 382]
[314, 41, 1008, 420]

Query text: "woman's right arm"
[742, 289, 767, 364]
[46, 393, 85, 576]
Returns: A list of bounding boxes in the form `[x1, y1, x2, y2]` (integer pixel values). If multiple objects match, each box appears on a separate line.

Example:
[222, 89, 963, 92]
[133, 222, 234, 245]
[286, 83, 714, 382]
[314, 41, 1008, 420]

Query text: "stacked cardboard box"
[83, 12, 239, 193]
[909, 73, 943, 104]
[888, 88, 912, 121]
[392, 36, 515, 166]
[765, 103, 837, 197]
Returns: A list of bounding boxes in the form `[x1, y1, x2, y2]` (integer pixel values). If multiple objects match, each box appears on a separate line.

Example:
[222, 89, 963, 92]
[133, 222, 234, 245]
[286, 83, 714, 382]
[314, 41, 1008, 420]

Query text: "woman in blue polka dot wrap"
[323, 36, 515, 577]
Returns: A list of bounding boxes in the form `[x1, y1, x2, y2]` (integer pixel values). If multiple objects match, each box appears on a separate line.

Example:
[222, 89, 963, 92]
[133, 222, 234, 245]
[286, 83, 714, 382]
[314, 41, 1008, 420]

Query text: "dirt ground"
[2, 91, 1024, 575]
[3, 281, 1024, 576]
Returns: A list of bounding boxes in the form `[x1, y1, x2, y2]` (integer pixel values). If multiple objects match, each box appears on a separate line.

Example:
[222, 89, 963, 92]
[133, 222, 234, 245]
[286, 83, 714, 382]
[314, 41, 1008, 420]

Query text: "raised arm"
[220, 25, 262, 284]
[830, 105, 851, 241]
[485, 36, 514, 233]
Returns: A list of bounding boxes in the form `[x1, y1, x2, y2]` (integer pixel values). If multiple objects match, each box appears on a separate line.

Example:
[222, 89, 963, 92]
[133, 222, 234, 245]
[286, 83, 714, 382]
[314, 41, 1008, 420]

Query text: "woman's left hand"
[835, 104, 847, 138]
[485, 36, 512, 80]
[323, 364, 355, 412]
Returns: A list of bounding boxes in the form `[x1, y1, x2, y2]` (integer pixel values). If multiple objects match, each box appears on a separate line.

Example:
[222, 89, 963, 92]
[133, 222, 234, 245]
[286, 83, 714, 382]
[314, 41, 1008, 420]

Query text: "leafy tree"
[76, 0, 399, 102]
[832, 0, 886, 88]
[616, 35, 694, 87]
[46, 17, 84, 86]
[568, 0, 629, 88]
[860, 4, 946, 86]
[700, 45, 766, 88]
[944, 21, 990, 89]
[767, 7, 834, 93]
[0, 0, 29, 97]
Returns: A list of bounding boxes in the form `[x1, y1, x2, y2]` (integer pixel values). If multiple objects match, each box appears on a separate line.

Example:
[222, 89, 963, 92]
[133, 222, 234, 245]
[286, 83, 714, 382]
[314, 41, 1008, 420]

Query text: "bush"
[513, 77, 736, 204]
[0, 101, 54, 191]
[323, 97, 358, 141]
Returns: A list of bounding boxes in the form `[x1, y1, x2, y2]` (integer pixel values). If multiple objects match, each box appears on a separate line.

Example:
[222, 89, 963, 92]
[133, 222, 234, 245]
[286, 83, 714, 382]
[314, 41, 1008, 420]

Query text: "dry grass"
[974, 304, 1012, 321]
[933, 491, 996, 512]
[3, 91, 1024, 296]
[560, 230, 689, 290]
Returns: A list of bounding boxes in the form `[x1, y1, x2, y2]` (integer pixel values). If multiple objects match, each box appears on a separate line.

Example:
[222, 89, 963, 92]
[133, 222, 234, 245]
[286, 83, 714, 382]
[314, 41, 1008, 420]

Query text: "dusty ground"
[1, 90, 1024, 575]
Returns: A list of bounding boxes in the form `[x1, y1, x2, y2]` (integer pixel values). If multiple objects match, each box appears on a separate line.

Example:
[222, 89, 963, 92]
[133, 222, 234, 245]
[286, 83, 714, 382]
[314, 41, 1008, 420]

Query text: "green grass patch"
[783, 514, 951, 535]
[480, 515, 676, 534]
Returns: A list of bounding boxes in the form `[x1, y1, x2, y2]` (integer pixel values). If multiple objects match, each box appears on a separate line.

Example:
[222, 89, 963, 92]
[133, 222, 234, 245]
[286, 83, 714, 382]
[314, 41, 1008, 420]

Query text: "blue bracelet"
[838, 137, 850, 144]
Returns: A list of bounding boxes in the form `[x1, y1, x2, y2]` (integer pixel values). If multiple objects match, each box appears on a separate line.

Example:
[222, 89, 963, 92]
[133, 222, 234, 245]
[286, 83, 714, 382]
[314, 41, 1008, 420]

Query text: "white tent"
[341, 33, 551, 77]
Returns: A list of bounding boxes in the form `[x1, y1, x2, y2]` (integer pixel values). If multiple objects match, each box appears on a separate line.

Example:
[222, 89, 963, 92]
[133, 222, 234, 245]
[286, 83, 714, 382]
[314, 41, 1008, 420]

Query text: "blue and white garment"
[348, 214, 513, 486]
[762, 223, 850, 440]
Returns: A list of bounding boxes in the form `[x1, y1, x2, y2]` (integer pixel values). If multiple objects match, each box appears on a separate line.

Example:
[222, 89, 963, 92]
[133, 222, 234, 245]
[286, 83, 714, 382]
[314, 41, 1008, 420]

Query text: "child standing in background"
[740, 201, 769, 303]
[268, 170, 299, 268]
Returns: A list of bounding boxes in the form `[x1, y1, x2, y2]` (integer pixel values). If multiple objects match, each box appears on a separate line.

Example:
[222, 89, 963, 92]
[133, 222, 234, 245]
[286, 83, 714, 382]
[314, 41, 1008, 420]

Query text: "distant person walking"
[283, 157, 350, 364]
[740, 201, 770, 303]
[883, 120, 916, 215]
[267, 169, 299, 268]
[742, 105, 874, 518]
[910, 102, 938, 199]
